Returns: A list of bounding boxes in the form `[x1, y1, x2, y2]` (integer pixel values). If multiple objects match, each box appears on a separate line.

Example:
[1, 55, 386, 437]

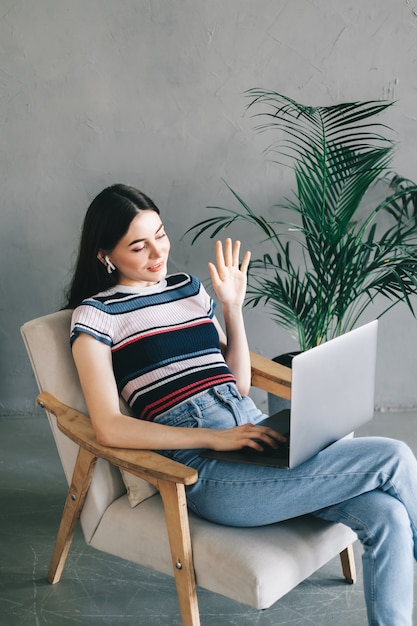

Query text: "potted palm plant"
[186, 91, 417, 356]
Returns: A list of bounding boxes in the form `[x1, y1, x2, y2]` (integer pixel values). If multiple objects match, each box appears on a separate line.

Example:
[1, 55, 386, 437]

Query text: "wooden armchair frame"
[35, 351, 355, 626]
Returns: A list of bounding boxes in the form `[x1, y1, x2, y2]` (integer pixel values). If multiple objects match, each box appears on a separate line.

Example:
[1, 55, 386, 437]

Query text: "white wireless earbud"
[104, 255, 116, 274]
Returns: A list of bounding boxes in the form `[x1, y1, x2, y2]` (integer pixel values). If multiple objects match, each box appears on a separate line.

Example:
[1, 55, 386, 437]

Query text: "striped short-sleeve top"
[70, 273, 236, 421]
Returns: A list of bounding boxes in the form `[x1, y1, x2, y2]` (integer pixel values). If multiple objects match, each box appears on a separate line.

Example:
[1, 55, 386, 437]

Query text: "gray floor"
[1, 411, 417, 626]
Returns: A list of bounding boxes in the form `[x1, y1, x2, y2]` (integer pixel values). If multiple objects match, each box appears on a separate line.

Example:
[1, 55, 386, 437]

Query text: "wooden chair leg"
[48, 446, 97, 584]
[339, 544, 357, 584]
[158, 481, 201, 626]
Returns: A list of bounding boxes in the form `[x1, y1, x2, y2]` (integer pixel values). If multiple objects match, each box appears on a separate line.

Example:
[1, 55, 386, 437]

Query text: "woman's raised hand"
[208, 239, 251, 309]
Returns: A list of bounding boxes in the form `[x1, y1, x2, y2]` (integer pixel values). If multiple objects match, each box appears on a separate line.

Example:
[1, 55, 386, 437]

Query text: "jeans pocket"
[214, 386, 264, 425]
[155, 403, 200, 429]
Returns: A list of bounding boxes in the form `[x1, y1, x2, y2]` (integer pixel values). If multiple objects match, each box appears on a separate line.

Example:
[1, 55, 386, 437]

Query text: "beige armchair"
[21, 310, 356, 626]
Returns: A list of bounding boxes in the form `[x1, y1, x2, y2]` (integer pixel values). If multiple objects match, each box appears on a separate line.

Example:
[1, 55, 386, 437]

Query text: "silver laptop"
[201, 320, 378, 469]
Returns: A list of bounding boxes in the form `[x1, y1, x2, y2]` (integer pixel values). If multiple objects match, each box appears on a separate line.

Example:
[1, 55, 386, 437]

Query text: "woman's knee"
[381, 437, 413, 457]
[355, 436, 416, 471]
[379, 437, 417, 476]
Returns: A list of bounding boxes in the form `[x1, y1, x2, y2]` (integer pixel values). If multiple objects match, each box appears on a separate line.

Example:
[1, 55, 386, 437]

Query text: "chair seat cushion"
[89, 493, 356, 610]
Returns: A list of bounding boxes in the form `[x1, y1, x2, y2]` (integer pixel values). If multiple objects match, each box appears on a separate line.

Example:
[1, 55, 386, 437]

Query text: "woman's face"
[102, 210, 171, 287]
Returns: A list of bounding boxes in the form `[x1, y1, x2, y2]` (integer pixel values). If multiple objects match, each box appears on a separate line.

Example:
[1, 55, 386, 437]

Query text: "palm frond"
[185, 91, 417, 349]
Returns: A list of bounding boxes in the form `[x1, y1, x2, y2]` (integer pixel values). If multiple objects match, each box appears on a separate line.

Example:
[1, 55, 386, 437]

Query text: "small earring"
[104, 255, 116, 274]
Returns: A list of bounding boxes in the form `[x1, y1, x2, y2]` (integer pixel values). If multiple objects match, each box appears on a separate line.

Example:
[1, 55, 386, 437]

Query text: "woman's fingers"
[240, 249, 251, 273]
[250, 426, 287, 448]
[215, 239, 250, 271]
[231, 239, 240, 266]
[237, 424, 287, 451]
[212, 424, 287, 452]
[215, 239, 225, 271]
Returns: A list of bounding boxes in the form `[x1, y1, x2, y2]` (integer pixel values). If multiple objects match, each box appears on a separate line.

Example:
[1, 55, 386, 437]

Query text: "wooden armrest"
[37, 392, 198, 487]
[250, 351, 292, 400]
[40, 390, 201, 619]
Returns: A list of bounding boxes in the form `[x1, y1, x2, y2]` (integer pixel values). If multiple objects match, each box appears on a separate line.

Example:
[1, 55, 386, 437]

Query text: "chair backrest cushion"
[21, 310, 128, 541]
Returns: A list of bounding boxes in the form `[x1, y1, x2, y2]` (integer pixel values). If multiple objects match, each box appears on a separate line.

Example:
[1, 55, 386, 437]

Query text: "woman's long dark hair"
[65, 184, 160, 309]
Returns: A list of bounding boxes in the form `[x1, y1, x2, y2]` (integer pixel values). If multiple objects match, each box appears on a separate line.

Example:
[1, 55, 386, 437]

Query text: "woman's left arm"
[209, 238, 252, 395]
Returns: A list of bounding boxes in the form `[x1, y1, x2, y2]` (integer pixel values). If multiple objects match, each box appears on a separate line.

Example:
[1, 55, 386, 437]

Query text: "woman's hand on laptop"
[209, 424, 287, 452]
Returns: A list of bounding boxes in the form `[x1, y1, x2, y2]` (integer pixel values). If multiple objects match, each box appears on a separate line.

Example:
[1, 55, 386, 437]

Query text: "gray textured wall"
[2, 0, 417, 414]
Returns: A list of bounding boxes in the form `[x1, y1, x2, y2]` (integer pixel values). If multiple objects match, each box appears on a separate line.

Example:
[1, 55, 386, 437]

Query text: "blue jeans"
[156, 383, 417, 626]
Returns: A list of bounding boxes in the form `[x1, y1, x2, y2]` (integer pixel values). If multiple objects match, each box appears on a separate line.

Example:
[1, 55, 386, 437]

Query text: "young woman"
[67, 183, 417, 626]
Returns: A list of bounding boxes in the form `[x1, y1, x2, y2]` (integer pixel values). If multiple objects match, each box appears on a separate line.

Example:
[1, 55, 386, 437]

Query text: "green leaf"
[185, 91, 417, 349]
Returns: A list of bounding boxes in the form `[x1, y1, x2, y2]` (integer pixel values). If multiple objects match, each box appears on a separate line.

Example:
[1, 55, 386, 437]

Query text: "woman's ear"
[97, 251, 105, 266]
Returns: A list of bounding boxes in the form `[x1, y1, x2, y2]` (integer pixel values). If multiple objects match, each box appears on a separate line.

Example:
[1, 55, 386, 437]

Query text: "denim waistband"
[154, 382, 264, 432]
[154, 382, 242, 423]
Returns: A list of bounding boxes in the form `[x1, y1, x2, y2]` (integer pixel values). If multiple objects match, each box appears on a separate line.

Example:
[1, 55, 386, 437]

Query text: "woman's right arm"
[72, 332, 285, 452]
